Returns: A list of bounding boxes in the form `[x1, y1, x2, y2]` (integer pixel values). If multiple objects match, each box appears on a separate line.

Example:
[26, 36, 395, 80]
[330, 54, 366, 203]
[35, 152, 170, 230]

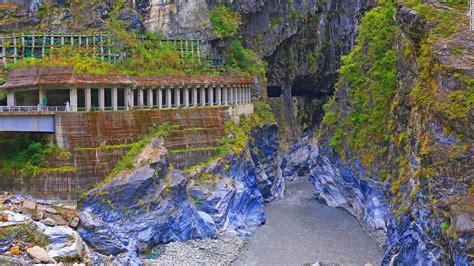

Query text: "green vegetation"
[226, 40, 267, 78]
[0, 141, 75, 176]
[402, 0, 467, 37]
[209, 6, 241, 38]
[0, 224, 50, 247]
[322, 0, 397, 171]
[169, 147, 218, 155]
[270, 17, 284, 29]
[101, 122, 176, 185]
[10, 1, 219, 76]
[184, 101, 275, 175]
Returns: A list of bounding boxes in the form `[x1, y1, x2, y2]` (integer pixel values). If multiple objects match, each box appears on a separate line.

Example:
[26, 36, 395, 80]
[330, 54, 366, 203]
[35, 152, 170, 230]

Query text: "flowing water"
[235, 178, 384, 266]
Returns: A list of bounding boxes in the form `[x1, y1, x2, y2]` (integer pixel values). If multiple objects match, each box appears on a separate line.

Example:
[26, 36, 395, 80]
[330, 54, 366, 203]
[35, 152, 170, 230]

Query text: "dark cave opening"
[267, 86, 282, 97]
[291, 75, 334, 99]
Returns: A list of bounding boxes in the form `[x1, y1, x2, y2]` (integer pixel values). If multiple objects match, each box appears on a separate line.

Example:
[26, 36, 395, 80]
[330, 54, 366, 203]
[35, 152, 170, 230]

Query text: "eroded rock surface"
[78, 125, 282, 263]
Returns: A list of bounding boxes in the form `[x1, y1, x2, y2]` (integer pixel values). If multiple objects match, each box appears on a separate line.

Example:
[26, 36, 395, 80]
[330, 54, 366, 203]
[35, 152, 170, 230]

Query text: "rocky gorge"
[0, 0, 473, 265]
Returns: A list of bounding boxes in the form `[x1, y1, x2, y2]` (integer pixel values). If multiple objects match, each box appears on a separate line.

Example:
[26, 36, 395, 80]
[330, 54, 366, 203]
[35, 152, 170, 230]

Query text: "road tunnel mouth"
[267, 86, 282, 98]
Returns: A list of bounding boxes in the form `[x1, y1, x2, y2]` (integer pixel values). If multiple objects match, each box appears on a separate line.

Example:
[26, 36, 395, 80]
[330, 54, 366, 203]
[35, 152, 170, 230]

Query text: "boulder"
[453, 212, 474, 234]
[26, 246, 52, 263]
[42, 218, 57, 227]
[38, 205, 58, 215]
[44, 213, 67, 226]
[21, 199, 39, 218]
[69, 217, 80, 228]
[21, 199, 37, 211]
[36, 223, 86, 262]
[31, 211, 44, 221]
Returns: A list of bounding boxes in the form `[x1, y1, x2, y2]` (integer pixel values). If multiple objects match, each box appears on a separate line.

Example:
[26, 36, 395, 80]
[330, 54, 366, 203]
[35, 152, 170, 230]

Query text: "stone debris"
[38, 205, 58, 215]
[145, 236, 248, 265]
[69, 217, 80, 228]
[26, 246, 52, 263]
[42, 217, 57, 227]
[44, 213, 67, 226]
[0, 192, 85, 264]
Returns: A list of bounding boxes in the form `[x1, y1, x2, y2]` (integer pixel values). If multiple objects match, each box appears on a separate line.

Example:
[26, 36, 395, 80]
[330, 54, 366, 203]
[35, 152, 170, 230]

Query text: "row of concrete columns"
[73, 84, 252, 112]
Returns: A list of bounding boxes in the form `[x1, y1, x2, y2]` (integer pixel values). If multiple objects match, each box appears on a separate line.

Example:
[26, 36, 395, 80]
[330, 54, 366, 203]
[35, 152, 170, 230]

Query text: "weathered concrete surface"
[58, 108, 229, 191]
[235, 178, 383, 266]
[0, 108, 231, 199]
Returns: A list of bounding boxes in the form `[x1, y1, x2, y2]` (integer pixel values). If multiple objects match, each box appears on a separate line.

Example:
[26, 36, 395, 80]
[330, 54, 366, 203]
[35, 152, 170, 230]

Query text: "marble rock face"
[78, 125, 281, 263]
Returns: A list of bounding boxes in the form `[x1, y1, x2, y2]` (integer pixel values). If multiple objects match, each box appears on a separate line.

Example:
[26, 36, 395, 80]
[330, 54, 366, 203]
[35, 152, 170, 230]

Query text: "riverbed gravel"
[144, 236, 248, 265]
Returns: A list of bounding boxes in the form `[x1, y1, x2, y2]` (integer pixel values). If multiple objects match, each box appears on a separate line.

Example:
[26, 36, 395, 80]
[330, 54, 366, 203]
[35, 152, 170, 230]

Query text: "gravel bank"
[144, 236, 248, 265]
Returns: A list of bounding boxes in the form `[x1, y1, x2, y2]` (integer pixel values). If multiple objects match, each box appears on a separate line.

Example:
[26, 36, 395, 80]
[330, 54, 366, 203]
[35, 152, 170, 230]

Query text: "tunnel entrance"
[267, 86, 282, 98]
[290, 75, 335, 99]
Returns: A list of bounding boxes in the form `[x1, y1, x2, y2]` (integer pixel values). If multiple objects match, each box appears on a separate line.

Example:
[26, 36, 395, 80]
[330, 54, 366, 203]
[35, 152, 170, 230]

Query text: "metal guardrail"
[0, 106, 66, 112]
[0, 33, 224, 68]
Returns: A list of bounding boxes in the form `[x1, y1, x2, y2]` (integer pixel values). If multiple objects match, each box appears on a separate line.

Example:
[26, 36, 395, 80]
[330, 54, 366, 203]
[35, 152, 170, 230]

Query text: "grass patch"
[99, 122, 177, 185]
[169, 147, 218, 155]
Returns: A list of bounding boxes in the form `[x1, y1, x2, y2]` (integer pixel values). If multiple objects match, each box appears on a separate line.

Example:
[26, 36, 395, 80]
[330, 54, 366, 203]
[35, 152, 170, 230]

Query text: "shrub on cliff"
[209, 6, 241, 38]
[226, 40, 267, 79]
[322, 0, 397, 171]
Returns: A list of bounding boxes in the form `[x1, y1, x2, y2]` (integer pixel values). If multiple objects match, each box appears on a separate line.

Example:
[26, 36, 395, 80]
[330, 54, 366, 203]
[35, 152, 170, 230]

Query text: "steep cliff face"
[77, 123, 283, 263]
[0, 0, 374, 139]
[311, 1, 473, 264]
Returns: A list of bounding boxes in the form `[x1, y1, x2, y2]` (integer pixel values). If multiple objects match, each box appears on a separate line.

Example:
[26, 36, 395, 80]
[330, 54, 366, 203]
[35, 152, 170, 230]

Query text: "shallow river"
[234, 178, 384, 266]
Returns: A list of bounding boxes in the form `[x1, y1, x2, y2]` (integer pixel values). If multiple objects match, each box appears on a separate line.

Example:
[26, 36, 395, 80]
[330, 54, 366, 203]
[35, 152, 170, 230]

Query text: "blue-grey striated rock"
[292, 131, 472, 265]
[249, 123, 284, 201]
[281, 131, 318, 180]
[310, 148, 388, 232]
[78, 124, 281, 263]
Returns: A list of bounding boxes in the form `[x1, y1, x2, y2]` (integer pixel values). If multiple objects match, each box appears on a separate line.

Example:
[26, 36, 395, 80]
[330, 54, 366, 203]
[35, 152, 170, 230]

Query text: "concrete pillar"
[166, 88, 172, 108]
[7, 90, 15, 106]
[70, 87, 78, 112]
[243, 86, 247, 103]
[216, 86, 222, 106]
[200, 87, 206, 106]
[124, 87, 130, 110]
[130, 87, 135, 109]
[239, 86, 243, 104]
[223, 86, 228, 106]
[99, 87, 105, 111]
[175, 87, 181, 108]
[184, 87, 189, 107]
[158, 87, 163, 109]
[193, 87, 198, 107]
[148, 88, 153, 108]
[208, 86, 214, 107]
[85, 87, 92, 111]
[139, 88, 144, 108]
[112, 87, 118, 111]
[229, 86, 234, 104]
[243, 86, 248, 104]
